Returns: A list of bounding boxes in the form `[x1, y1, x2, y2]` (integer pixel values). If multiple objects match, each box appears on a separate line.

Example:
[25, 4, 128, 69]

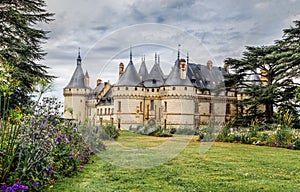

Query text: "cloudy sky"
[42, 0, 300, 101]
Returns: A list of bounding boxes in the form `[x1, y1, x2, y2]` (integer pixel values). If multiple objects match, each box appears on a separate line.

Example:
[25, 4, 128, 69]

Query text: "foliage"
[102, 123, 119, 139]
[224, 20, 300, 125]
[0, 0, 54, 113]
[173, 127, 197, 135]
[0, 97, 96, 191]
[135, 124, 172, 137]
[216, 110, 300, 150]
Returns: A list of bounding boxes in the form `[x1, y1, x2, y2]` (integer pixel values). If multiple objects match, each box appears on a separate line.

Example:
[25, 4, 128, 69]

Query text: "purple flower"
[0, 184, 8, 191]
[65, 137, 69, 144]
[12, 182, 28, 191]
[33, 182, 38, 187]
[47, 165, 53, 176]
[70, 155, 75, 159]
[0, 151, 4, 156]
[272, 142, 278, 147]
[80, 165, 84, 169]
[56, 134, 62, 144]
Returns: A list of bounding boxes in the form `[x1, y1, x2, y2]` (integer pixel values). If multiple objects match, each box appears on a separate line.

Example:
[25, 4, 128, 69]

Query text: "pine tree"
[225, 21, 300, 125]
[0, 0, 54, 111]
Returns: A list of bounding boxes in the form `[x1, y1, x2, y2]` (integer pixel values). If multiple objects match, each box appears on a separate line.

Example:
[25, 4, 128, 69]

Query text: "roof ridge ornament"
[158, 54, 160, 65]
[187, 51, 189, 63]
[130, 46, 132, 62]
[77, 47, 81, 65]
[177, 44, 181, 61]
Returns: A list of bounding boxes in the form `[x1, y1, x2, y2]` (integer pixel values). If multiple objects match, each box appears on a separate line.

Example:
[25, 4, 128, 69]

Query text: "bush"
[294, 139, 300, 150]
[0, 97, 96, 191]
[174, 127, 197, 135]
[102, 123, 119, 139]
[135, 124, 172, 137]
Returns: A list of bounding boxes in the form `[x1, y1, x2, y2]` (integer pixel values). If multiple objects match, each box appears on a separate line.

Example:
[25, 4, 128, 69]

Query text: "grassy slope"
[47, 131, 300, 192]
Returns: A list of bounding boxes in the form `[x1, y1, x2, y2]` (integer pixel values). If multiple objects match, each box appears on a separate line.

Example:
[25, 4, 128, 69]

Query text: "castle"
[63, 48, 238, 130]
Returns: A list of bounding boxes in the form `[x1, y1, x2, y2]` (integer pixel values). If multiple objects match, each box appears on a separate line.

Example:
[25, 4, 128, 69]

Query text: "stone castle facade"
[64, 49, 238, 130]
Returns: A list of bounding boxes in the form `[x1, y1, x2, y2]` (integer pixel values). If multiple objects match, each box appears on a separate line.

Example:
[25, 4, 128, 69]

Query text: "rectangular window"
[164, 101, 167, 112]
[105, 108, 107, 115]
[100, 108, 102, 115]
[118, 101, 121, 112]
[195, 103, 199, 113]
[108, 108, 111, 115]
[140, 102, 143, 112]
[226, 104, 231, 114]
[209, 103, 213, 114]
[150, 100, 154, 110]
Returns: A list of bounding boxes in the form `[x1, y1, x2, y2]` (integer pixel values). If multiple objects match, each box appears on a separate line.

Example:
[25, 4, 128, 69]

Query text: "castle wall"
[161, 86, 195, 129]
[63, 88, 90, 122]
[112, 86, 145, 130]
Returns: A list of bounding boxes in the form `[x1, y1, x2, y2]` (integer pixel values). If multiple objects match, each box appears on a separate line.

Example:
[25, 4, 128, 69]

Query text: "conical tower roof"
[116, 50, 141, 86]
[144, 54, 165, 87]
[138, 56, 148, 82]
[164, 59, 193, 87]
[65, 50, 90, 89]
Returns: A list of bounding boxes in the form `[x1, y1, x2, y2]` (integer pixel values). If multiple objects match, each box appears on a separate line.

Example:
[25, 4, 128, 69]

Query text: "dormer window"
[152, 79, 156, 84]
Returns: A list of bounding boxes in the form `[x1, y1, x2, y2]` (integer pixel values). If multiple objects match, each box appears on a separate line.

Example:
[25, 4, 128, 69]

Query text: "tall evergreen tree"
[225, 21, 300, 124]
[0, 0, 54, 112]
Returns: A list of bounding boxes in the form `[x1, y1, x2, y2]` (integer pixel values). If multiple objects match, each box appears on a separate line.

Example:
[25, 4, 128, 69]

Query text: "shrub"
[0, 97, 95, 191]
[102, 123, 119, 139]
[174, 127, 197, 135]
[294, 139, 300, 150]
[135, 124, 172, 137]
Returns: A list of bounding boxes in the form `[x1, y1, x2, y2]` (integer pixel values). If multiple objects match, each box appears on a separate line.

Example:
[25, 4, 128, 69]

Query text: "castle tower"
[113, 49, 144, 130]
[161, 50, 195, 129]
[63, 49, 92, 122]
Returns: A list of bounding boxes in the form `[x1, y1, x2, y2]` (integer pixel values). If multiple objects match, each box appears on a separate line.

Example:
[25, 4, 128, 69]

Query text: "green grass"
[47, 130, 300, 192]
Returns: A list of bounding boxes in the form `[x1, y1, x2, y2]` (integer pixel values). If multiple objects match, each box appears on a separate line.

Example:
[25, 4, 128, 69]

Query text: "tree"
[0, 0, 54, 112]
[225, 20, 300, 125]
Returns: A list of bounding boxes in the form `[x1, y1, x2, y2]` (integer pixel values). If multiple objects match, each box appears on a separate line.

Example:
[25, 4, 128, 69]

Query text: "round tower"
[113, 49, 144, 130]
[161, 52, 195, 129]
[63, 49, 92, 122]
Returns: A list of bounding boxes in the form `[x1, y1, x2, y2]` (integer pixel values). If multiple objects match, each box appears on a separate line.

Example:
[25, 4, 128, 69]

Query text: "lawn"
[47, 131, 300, 192]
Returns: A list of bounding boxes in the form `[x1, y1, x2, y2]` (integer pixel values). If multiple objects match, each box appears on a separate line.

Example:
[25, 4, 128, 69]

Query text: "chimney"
[97, 79, 102, 86]
[119, 62, 124, 79]
[207, 60, 213, 71]
[180, 58, 187, 79]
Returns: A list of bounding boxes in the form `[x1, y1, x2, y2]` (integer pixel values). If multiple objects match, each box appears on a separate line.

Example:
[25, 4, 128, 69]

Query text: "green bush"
[1, 97, 95, 191]
[294, 139, 300, 150]
[102, 123, 119, 139]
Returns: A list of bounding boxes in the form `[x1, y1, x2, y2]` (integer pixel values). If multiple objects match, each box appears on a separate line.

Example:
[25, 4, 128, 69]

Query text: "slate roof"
[116, 60, 141, 86]
[138, 58, 148, 82]
[143, 62, 165, 87]
[164, 60, 194, 87]
[65, 53, 91, 89]
[188, 62, 229, 89]
[89, 83, 105, 99]
[114, 51, 229, 89]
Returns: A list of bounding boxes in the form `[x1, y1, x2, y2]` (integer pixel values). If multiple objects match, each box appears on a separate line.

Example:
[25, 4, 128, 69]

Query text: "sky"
[42, 0, 300, 102]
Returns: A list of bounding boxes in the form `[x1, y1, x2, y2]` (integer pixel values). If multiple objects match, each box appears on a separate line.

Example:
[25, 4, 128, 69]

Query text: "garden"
[0, 95, 117, 191]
